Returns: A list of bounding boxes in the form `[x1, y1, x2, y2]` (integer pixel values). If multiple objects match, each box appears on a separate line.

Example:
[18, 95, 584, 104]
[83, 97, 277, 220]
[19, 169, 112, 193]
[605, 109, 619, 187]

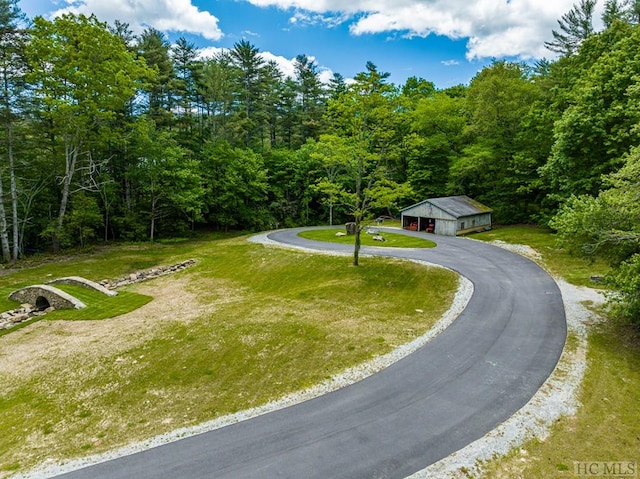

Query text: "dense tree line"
[0, 1, 430, 255]
[1, 0, 640, 319]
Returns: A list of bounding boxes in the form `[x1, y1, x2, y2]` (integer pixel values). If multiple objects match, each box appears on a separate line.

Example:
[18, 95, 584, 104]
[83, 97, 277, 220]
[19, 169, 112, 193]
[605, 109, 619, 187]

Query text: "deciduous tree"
[551, 147, 640, 323]
[540, 21, 640, 202]
[26, 13, 151, 251]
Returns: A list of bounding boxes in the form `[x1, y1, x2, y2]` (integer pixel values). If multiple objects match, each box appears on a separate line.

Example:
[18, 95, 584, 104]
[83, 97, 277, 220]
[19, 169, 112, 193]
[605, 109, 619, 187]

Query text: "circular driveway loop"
[57, 227, 566, 479]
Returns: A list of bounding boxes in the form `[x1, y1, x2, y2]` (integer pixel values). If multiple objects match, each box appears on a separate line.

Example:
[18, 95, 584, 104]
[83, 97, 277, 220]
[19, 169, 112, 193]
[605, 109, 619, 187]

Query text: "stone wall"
[99, 259, 196, 289]
[0, 303, 53, 331]
[8, 285, 87, 310]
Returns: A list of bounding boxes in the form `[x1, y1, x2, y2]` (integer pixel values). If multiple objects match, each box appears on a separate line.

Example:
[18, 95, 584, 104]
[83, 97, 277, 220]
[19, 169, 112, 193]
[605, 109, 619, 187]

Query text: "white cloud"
[197, 47, 339, 84]
[260, 53, 341, 84]
[318, 68, 335, 84]
[197, 49, 300, 79]
[52, 0, 223, 41]
[441, 60, 459, 66]
[243, 0, 605, 60]
[289, 10, 351, 28]
[260, 51, 298, 78]
[197, 46, 227, 60]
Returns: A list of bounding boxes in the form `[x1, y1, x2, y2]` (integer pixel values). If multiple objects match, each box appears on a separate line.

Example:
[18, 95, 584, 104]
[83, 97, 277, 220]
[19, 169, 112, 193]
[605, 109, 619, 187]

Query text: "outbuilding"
[401, 195, 492, 236]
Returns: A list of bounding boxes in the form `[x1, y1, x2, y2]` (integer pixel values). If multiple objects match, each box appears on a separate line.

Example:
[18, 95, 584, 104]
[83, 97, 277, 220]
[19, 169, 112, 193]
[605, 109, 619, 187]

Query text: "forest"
[0, 0, 639, 321]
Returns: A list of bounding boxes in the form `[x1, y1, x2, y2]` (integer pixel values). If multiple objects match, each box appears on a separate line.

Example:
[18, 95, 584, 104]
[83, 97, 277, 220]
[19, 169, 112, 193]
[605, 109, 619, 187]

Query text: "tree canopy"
[1, 0, 640, 313]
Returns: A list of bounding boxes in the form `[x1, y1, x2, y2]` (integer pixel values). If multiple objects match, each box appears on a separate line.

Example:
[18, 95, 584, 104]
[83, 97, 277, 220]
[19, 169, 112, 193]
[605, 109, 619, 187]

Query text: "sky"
[19, 0, 605, 89]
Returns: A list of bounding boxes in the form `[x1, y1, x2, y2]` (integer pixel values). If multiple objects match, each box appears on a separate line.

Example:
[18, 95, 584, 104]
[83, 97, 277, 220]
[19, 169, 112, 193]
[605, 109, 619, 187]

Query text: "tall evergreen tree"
[0, 0, 26, 261]
[198, 52, 235, 143]
[261, 60, 284, 148]
[137, 28, 175, 127]
[276, 77, 298, 148]
[109, 19, 136, 47]
[545, 0, 596, 55]
[293, 54, 326, 143]
[171, 37, 200, 148]
[229, 40, 267, 148]
[603, 0, 629, 27]
[327, 72, 347, 100]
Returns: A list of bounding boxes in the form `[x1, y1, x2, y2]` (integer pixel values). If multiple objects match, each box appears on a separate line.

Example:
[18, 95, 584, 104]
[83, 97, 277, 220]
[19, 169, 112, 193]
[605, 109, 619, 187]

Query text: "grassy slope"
[472, 226, 640, 478]
[5, 226, 633, 477]
[0, 233, 457, 475]
[472, 225, 609, 287]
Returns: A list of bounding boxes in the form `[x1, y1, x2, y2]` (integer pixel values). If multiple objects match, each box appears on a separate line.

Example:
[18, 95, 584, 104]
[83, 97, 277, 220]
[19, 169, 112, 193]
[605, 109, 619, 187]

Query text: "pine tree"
[545, 0, 596, 55]
[0, 0, 27, 261]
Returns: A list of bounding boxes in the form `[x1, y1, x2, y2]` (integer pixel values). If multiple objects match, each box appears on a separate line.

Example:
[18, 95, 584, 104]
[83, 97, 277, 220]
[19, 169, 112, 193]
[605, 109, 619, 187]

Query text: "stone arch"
[8, 285, 86, 310]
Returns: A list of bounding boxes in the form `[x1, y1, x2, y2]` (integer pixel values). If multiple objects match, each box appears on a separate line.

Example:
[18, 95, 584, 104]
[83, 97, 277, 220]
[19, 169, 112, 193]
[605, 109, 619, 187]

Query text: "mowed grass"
[298, 227, 437, 248]
[472, 225, 610, 287]
[472, 226, 640, 479]
[48, 286, 153, 321]
[0, 233, 457, 475]
[0, 288, 152, 338]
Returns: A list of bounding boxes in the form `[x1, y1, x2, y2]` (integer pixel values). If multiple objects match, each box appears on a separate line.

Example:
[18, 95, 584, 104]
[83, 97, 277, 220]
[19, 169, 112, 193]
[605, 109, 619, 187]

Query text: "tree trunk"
[353, 221, 361, 267]
[53, 136, 80, 253]
[9, 123, 19, 261]
[353, 153, 363, 267]
[150, 194, 158, 242]
[0, 170, 10, 262]
[17, 181, 44, 259]
[2, 71, 17, 262]
[104, 209, 109, 242]
[125, 174, 132, 212]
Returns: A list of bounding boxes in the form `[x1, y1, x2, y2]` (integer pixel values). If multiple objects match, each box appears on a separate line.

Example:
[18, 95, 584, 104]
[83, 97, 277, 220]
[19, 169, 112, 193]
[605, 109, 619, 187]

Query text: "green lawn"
[472, 225, 610, 287]
[298, 227, 437, 248]
[0, 232, 457, 475]
[0, 237, 204, 312]
[0, 239, 199, 334]
[0, 288, 152, 338]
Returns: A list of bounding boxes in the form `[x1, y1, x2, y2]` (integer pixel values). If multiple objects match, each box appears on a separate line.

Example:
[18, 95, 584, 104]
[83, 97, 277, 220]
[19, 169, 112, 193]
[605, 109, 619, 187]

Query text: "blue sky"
[19, 0, 597, 89]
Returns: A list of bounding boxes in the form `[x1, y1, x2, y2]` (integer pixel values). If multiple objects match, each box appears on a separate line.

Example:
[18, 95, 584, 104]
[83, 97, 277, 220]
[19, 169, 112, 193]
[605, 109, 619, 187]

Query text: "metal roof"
[401, 195, 493, 219]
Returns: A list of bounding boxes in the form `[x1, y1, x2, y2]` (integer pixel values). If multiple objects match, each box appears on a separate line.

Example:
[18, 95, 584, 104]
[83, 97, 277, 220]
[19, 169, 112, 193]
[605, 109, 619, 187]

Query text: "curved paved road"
[56, 227, 566, 479]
